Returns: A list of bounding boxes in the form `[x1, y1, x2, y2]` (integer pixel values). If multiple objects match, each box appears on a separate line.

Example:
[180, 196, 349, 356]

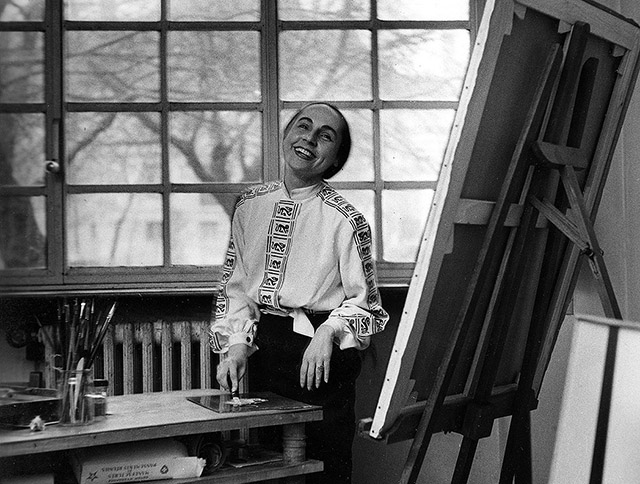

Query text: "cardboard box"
[71, 439, 205, 484]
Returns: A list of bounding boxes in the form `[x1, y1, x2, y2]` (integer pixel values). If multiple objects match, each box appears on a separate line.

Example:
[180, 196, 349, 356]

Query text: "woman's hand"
[217, 344, 250, 394]
[300, 325, 335, 390]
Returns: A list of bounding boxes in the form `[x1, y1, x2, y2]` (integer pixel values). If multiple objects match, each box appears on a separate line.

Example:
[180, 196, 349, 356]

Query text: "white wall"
[618, 0, 640, 322]
[596, 0, 640, 323]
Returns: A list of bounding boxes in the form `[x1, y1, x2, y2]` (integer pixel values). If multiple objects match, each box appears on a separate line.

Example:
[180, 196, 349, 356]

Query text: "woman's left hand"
[300, 325, 335, 390]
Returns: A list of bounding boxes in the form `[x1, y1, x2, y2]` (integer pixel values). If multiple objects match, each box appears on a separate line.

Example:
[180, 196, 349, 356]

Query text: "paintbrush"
[80, 299, 93, 358]
[34, 316, 55, 351]
[63, 301, 77, 374]
[76, 300, 87, 358]
[227, 373, 240, 399]
[86, 300, 118, 369]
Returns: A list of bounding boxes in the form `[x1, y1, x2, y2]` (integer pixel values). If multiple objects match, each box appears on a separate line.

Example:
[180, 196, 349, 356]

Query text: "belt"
[258, 305, 331, 338]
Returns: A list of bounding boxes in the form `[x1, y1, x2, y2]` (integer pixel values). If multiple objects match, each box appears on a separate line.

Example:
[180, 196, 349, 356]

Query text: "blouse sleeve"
[209, 206, 260, 354]
[322, 220, 389, 350]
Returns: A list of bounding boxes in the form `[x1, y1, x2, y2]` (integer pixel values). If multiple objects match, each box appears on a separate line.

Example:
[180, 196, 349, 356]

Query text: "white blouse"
[209, 180, 389, 353]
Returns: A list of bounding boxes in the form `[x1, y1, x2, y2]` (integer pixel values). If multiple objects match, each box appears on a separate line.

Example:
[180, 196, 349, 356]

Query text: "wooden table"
[0, 389, 323, 483]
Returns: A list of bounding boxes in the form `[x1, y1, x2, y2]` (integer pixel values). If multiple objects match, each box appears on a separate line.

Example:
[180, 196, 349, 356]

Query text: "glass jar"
[57, 369, 95, 425]
[91, 379, 108, 420]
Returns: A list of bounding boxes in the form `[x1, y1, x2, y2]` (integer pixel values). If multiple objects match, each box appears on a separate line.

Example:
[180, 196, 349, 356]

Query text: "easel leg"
[499, 412, 532, 484]
[452, 437, 479, 484]
[559, 165, 623, 320]
[514, 413, 532, 484]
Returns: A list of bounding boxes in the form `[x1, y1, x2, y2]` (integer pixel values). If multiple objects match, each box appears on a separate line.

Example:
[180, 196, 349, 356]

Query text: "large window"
[0, 0, 475, 294]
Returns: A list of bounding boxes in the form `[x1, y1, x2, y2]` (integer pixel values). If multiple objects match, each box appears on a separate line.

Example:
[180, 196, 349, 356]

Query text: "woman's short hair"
[283, 102, 352, 179]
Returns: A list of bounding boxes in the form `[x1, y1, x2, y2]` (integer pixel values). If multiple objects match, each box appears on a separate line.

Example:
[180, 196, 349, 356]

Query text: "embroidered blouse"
[209, 180, 389, 353]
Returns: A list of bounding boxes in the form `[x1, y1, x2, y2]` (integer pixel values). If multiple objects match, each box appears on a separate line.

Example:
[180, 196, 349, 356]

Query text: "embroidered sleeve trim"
[214, 235, 236, 321]
[318, 185, 388, 336]
[235, 180, 283, 209]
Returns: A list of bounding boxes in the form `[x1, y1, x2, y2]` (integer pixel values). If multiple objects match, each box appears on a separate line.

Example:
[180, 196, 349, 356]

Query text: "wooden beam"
[560, 166, 622, 319]
[532, 140, 588, 169]
[528, 195, 588, 251]
[516, 0, 639, 49]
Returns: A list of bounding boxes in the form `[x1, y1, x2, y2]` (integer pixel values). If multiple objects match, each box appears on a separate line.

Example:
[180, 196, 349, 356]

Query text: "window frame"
[0, 0, 481, 295]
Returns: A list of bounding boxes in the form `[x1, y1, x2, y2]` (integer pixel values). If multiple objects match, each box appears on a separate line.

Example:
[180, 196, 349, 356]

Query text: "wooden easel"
[399, 21, 625, 484]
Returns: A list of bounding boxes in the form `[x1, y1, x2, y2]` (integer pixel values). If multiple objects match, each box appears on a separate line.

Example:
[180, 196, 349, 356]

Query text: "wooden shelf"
[171, 460, 323, 483]
[1, 390, 324, 483]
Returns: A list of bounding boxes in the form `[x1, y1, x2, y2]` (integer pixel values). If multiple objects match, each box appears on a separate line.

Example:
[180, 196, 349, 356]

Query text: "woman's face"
[282, 104, 344, 186]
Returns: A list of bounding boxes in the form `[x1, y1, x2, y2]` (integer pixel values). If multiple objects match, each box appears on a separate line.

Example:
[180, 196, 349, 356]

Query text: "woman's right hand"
[216, 344, 250, 394]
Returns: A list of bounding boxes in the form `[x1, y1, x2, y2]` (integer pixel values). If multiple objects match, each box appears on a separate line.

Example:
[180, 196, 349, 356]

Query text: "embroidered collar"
[284, 181, 326, 201]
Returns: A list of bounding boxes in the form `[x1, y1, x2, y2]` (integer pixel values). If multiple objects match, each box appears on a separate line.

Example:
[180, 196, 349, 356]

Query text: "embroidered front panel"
[214, 181, 283, 323]
[258, 199, 300, 310]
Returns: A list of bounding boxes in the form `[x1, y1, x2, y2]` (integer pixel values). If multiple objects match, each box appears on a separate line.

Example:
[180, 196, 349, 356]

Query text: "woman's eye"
[321, 133, 334, 142]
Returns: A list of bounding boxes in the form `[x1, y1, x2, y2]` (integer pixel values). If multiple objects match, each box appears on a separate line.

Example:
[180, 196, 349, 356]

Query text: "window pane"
[381, 109, 455, 181]
[280, 108, 374, 182]
[280, 30, 371, 101]
[332, 109, 374, 182]
[378, 0, 468, 20]
[0, 196, 46, 269]
[168, 0, 259, 21]
[66, 31, 159, 102]
[169, 111, 262, 183]
[66, 113, 161, 185]
[382, 189, 432, 262]
[340, 189, 376, 259]
[168, 32, 260, 102]
[279, 0, 369, 20]
[0, 114, 45, 186]
[67, 193, 162, 267]
[65, 0, 160, 21]
[170, 193, 235, 265]
[0, 0, 45, 21]
[379, 30, 469, 101]
[0, 32, 44, 103]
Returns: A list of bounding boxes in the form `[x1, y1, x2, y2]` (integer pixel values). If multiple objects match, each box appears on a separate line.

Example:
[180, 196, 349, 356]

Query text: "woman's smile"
[293, 145, 316, 161]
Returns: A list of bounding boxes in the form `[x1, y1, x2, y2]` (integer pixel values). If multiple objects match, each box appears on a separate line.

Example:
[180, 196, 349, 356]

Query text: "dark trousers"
[250, 312, 361, 484]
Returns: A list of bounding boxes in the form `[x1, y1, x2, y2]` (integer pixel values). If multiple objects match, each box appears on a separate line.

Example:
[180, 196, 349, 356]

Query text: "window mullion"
[371, 0, 384, 263]
[263, 0, 280, 182]
[47, 0, 65, 283]
[160, 0, 171, 267]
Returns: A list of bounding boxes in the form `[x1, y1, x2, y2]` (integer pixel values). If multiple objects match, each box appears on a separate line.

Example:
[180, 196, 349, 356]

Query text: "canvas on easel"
[359, 1, 640, 483]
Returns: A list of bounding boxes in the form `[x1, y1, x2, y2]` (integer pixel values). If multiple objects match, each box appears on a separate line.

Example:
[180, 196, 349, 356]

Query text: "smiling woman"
[210, 103, 389, 483]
